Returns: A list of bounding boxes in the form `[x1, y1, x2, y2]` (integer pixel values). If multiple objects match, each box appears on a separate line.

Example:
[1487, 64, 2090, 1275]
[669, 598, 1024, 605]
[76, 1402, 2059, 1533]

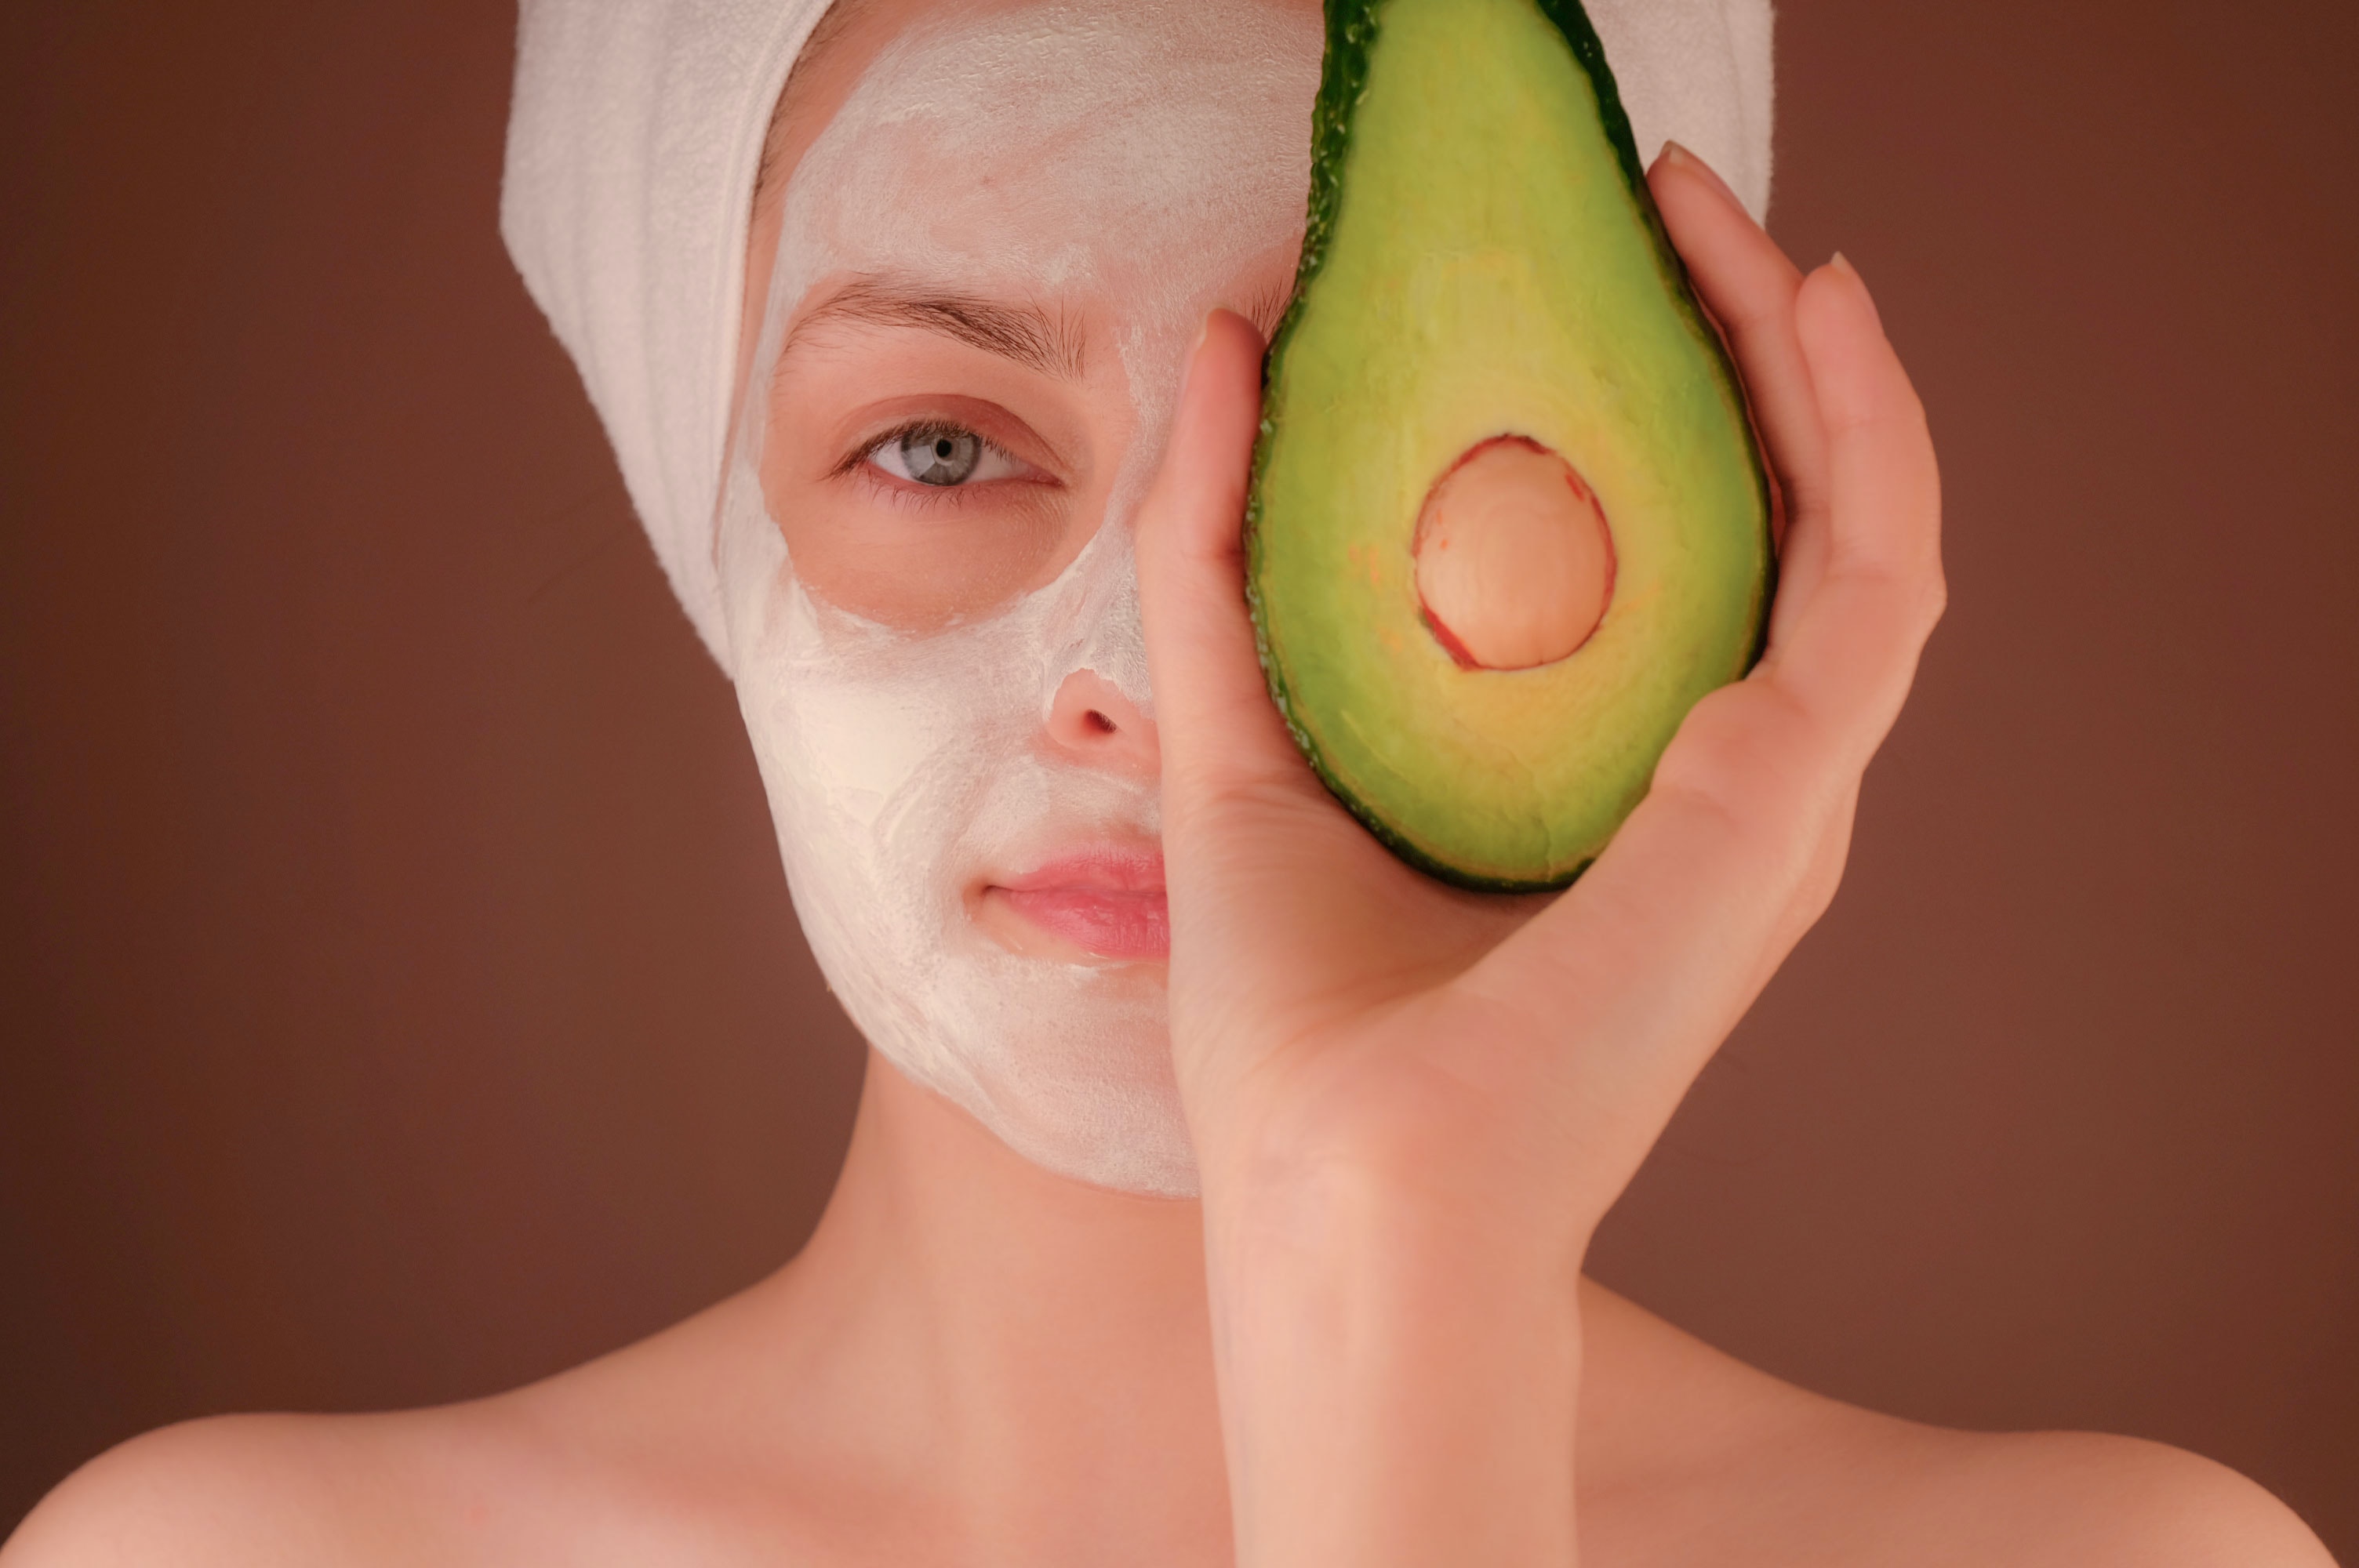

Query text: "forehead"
[772, 0, 1322, 294]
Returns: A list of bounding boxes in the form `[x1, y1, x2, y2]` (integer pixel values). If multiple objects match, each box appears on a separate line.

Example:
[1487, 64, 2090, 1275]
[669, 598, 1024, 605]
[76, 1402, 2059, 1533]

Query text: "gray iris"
[900, 427, 981, 485]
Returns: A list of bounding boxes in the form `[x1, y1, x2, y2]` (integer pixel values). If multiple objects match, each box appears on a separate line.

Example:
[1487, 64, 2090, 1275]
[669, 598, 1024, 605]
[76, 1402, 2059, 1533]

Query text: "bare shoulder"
[0, 1290, 819, 1568]
[5, 1413, 384, 1566]
[1907, 1428, 2338, 1568]
[0, 1404, 536, 1567]
[1576, 1283, 2336, 1567]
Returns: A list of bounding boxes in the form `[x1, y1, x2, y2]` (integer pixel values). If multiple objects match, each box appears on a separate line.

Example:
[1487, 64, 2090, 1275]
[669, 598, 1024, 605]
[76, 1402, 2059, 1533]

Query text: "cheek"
[761, 446, 1075, 632]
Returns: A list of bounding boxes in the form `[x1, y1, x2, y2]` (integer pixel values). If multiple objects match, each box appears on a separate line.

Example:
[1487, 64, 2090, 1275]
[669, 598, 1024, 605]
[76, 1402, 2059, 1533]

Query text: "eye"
[864, 423, 1031, 488]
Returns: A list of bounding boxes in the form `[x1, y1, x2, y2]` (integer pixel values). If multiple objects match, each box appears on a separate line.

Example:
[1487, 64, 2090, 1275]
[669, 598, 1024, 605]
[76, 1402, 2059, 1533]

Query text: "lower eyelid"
[852, 464, 1057, 511]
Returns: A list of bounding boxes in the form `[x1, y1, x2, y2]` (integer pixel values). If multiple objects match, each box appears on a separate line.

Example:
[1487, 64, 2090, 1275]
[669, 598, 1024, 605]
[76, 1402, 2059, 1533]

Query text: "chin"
[793, 868, 1194, 1196]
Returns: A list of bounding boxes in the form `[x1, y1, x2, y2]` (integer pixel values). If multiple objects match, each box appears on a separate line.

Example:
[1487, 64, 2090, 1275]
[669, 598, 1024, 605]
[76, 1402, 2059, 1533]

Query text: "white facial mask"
[715, 1, 1322, 1195]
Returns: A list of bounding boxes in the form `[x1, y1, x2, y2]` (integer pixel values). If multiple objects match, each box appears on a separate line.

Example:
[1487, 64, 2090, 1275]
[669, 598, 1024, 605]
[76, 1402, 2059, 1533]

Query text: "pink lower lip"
[993, 851, 1169, 961]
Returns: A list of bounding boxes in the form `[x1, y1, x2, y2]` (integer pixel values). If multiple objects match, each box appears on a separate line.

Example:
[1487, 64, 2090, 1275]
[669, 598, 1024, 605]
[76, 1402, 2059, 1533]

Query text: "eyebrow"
[783, 278, 1087, 379]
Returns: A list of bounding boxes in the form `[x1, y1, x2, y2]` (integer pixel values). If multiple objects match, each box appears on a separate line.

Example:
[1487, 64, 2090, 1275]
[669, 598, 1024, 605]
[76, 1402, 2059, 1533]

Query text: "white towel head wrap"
[501, 0, 834, 664]
[500, 0, 1774, 669]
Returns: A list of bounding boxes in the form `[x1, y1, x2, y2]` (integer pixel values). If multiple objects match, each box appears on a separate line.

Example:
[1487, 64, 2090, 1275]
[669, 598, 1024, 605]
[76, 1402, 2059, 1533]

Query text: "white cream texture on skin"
[715, 1, 1322, 1196]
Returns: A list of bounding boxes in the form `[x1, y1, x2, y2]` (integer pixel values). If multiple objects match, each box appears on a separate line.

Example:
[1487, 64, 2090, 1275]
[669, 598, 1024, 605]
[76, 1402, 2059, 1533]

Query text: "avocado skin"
[1244, 0, 1775, 894]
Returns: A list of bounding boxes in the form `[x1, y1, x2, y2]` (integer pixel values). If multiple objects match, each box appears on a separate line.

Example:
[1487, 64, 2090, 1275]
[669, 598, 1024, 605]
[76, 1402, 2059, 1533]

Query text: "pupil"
[901, 428, 980, 486]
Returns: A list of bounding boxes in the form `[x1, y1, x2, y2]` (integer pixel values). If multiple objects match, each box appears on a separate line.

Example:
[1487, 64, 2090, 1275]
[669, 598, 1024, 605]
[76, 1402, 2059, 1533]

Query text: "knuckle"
[1915, 569, 1950, 637]
[1650, 690, 1842, 904]
[1821, 524, 1944, 637]
[1819, 543, 1912, 609]
[1824, 368, 1931, 448]
[1800, 829, 1852, 922]
[1655, 688, 1816, 826]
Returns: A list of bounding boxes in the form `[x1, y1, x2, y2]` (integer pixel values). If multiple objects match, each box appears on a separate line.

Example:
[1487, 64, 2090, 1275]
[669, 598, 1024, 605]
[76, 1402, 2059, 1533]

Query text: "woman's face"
[715, 0, 1321, 1193]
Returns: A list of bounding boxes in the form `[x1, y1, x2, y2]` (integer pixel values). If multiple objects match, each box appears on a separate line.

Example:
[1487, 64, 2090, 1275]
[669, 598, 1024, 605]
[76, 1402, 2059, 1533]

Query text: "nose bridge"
[1045, 520, 1154, 718]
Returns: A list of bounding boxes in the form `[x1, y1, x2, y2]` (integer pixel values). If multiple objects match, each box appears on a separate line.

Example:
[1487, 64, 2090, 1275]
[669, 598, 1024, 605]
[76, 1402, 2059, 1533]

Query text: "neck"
[765, 1051, 1232, 1563]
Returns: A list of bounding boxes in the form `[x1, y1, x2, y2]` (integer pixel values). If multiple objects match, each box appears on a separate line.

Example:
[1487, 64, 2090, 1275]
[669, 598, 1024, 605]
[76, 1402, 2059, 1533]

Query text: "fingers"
[1470, 679, 1838, 1126]
[1136, 309, 1328, 825]
[1655, 147, 1943, 765]
[1467, 252, 1943, 1146]
[1648, 143, 1827, 552]
[1757, 256, 1945, 765]
[1137, 310, 1455, 1080]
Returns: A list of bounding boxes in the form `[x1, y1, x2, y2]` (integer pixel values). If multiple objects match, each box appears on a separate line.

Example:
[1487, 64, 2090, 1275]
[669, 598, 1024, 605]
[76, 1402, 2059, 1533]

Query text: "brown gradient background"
[4, 0, 2355, 1550]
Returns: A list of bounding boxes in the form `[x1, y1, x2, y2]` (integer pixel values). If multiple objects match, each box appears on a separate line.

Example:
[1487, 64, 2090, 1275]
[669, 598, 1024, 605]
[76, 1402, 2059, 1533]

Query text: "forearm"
[1204, 1163, 1586, 1568]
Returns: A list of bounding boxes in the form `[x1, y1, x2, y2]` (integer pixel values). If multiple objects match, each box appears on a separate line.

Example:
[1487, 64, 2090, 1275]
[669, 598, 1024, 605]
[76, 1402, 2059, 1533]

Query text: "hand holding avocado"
[1133, 133, 1942, 1568]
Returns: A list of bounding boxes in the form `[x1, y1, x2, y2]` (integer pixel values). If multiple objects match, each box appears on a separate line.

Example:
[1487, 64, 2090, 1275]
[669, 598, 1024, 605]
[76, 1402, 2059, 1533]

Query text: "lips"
[989, 848, 1169, 961]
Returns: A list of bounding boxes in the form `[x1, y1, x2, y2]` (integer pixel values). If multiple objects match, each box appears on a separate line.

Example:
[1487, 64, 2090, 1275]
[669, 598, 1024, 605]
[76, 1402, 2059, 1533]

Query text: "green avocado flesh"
[1247, 0, 1772, 891]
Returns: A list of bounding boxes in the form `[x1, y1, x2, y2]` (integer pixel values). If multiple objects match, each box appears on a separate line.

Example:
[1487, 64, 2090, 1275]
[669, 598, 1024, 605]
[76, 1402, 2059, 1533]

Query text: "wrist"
[1199, 1152, 1588, 1568]
[1190, 1079, 1605, 1281]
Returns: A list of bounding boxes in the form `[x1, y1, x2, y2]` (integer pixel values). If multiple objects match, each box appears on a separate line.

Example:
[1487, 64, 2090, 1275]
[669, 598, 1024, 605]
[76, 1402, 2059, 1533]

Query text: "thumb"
[1136, 309, 1323, 826]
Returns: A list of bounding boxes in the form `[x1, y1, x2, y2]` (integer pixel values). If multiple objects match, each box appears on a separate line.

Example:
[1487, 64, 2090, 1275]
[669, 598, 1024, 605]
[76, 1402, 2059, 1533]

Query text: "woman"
[5, 0, 2333, 1562]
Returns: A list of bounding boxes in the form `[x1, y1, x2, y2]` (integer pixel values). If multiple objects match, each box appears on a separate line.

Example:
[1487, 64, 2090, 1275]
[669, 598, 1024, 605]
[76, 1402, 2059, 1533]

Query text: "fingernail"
[1828, 252, 1885, 328]
[1661, 140, 1747, 216]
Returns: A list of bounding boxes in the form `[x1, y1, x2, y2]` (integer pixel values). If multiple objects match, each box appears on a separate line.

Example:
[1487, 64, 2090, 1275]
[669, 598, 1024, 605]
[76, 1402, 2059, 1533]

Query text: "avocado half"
[1246, 0, 1774, 891]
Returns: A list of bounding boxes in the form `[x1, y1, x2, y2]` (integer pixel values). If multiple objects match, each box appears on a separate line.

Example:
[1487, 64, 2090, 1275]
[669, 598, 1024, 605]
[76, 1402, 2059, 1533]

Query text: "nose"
[1045, 668, 1160, 780]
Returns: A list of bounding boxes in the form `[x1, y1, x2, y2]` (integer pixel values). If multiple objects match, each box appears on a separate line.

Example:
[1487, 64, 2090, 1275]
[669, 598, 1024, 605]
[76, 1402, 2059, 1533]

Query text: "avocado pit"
[1412, 436, 1616, 670]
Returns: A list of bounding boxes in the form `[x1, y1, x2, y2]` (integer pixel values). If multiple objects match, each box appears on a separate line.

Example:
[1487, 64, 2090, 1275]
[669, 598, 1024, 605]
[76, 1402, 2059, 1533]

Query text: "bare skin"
[5, 0, 2335, 1563]
[2, 1061, 2329, 1566]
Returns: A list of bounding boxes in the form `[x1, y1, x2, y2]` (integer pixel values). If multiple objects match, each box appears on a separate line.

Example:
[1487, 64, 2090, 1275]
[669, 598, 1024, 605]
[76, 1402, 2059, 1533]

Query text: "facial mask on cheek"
[714, 2, 1321, 1196]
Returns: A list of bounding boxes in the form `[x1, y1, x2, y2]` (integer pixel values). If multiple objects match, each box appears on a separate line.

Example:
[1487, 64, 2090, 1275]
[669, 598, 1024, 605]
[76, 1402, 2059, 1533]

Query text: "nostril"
[1083, 710, 1118, 735]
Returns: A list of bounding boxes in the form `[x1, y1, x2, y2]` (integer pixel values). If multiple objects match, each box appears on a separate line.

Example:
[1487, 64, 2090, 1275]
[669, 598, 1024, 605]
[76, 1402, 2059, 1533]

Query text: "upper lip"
[992, 847, 1165, 895]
